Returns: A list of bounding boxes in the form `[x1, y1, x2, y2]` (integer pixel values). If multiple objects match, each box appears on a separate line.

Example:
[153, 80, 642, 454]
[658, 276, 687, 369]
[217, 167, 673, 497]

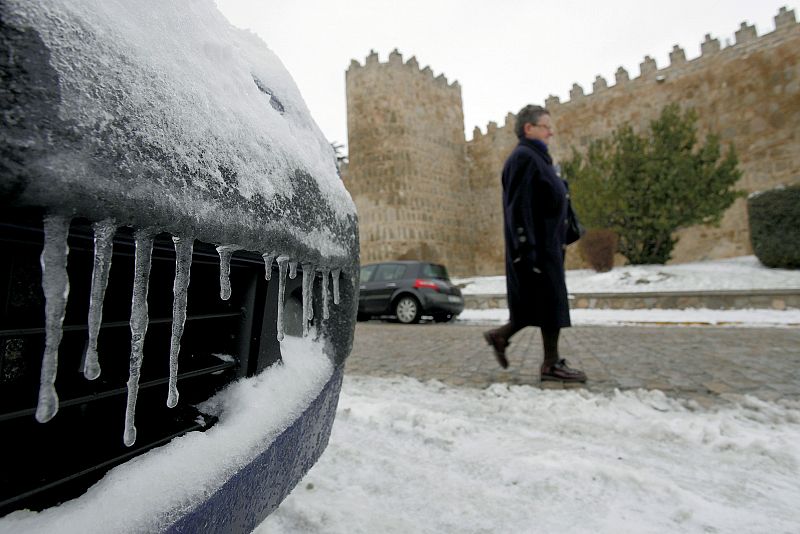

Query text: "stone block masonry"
[345, 49, 474, 273]
[344, 8, 800, 276]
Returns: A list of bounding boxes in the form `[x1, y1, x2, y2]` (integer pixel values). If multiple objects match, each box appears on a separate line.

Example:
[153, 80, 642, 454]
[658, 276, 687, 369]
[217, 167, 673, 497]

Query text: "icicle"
[332, 268, 341, 305]
[289, 260, 298, 280]
[35, 215, 71, 423]
[276, 255, 290, 341]
[303, 264, 313, 337]
[216, 245, 241, 301]
[83, 219, 115, 381]
[302, 263, 318, 337]
[307, 264, 316, 321]
[124, 230, 154, 447]
[167, 236, 193, 409]
[320, 267, 331, 320]
[262, 251, 276, 281]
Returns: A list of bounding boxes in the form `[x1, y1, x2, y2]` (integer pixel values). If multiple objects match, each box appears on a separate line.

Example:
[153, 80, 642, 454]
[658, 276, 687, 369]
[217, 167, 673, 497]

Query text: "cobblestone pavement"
[345, 321, 800, 405]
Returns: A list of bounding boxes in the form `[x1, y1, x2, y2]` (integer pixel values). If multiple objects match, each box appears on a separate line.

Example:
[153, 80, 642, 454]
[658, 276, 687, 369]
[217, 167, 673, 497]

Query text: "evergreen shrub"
[562, 103, 742, 265]
[748, 184, 800, 269]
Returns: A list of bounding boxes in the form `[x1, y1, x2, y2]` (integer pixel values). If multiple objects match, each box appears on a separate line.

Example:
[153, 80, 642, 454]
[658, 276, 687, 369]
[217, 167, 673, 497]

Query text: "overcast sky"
[215, 1, 797, 154]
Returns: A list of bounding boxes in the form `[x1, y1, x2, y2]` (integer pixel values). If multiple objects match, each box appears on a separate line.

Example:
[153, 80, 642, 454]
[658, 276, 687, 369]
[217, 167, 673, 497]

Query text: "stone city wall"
[469, 7, 800, 273]
[466, 116, 518, 274]
[346, 7, 800, 276]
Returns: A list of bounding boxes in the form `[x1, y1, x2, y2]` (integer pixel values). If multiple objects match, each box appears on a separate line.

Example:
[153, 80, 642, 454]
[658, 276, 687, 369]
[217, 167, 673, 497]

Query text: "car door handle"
[360, 285, 366, 290]
[387, 283, 397, 288]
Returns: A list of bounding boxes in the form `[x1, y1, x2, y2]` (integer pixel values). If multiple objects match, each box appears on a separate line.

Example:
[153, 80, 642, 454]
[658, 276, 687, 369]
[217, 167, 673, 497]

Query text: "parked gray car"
[358, 261, 464, 323]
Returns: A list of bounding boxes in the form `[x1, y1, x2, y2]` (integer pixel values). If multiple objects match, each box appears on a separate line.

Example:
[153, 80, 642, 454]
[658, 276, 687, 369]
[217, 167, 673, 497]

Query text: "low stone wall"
[464, 289, 800, 311]
[463, 294, 509, 309]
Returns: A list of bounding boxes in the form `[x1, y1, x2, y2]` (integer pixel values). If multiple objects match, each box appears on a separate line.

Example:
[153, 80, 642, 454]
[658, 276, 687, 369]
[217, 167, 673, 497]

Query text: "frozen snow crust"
[1, 0, 356, 264]
[0, 336, 336, 534]
[455, 256, 800, 295]
[259, 375, 800, 533]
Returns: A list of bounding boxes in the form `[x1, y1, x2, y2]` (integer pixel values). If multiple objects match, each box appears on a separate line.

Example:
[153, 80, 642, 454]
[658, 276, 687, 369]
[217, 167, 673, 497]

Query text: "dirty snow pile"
[256, 375, 800, 534]
[455, 256, 800, 295]
[455, 256, 800, 326]
[0, 336, 332, 534]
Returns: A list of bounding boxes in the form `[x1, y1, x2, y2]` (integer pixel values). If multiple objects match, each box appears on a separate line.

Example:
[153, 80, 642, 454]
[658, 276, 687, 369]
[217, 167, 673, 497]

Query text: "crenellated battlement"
[346, 6, 800, 274]
[471, 112, 517, 141]
[347, 48, 461, 91]
[476, 6, 798, 134]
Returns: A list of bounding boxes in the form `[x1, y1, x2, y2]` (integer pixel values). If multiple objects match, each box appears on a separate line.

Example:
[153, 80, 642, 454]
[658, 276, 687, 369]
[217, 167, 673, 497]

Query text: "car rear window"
[374, 264, 407, 282]
[422, 263, 449, 279]
[360, 264, 377, 283]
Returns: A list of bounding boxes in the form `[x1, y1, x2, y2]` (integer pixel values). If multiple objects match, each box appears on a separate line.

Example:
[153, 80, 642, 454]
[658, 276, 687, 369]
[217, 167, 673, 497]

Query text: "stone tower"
[344, 49, 474, 274]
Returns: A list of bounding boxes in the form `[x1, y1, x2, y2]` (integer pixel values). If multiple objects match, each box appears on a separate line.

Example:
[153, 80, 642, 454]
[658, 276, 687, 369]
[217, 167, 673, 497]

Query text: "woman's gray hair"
[515, 105, 550, 138]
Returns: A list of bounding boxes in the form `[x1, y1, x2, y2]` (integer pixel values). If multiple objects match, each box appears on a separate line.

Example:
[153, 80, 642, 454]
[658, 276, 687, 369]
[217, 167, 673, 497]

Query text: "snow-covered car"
[0, 1, 357, 532]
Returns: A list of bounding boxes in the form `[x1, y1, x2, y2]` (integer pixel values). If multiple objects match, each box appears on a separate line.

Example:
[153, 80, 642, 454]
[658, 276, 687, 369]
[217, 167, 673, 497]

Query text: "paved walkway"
[345, 321, 800, 405]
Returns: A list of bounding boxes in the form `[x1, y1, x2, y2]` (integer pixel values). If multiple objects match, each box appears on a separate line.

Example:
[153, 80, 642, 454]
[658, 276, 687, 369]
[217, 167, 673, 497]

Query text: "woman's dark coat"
[502, 138, 571, 329]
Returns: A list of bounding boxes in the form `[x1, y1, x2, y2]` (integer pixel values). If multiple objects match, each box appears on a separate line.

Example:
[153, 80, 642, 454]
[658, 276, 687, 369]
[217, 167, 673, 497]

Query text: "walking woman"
[483, 104, 586, 382]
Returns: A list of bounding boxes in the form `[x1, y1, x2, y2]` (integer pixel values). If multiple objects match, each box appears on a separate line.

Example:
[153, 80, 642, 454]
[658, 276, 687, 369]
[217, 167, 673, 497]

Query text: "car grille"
[0, 209, 299, 514]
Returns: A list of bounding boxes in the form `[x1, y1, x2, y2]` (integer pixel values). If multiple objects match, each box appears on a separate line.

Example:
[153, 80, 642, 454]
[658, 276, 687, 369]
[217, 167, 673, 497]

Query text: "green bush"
[578, 229, 618, 272]
[748, 184, 800, 269]
[562, 103, 742, 265]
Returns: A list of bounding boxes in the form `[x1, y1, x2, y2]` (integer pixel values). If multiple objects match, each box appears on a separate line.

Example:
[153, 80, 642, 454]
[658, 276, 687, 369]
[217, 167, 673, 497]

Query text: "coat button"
[564, 219, 569, 225]
[519, 236, 527, 243]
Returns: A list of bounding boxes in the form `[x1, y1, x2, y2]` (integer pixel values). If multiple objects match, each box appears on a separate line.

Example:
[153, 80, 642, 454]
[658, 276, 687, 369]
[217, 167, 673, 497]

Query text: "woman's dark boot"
[540, 328, 587, 382]
[484, 322, 521, 369]
[540, 359, 587, 383]
[483, 330, 509, 369]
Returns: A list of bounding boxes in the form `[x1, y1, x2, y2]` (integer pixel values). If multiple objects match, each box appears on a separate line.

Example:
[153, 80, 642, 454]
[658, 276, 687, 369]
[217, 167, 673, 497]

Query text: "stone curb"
[463, 289, 800, 310]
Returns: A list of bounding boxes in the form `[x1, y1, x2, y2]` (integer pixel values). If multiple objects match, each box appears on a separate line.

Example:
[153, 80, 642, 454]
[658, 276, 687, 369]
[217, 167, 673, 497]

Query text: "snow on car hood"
[1, 0, 356, 263]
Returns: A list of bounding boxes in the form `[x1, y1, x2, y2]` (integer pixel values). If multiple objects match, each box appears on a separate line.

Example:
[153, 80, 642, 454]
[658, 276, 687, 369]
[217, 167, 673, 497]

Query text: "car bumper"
[421, 292, 464, 315]
[166, 365, 344, 533]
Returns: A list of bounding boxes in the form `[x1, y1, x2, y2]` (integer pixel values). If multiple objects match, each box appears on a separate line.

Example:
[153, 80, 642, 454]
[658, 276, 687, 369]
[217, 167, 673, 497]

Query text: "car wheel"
[433, 313, 453, 323]
[394, 296, 420, 324]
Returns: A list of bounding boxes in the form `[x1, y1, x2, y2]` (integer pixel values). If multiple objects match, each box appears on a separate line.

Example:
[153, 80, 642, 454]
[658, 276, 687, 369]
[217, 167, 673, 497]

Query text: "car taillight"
[413, 279, 439, 291]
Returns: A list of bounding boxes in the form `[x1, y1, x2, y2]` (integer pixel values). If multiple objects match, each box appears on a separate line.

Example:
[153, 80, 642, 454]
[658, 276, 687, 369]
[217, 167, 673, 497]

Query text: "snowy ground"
[455, 256, 800, 327]
[454, 256, 800, 295]
[253, 257, 800, 533]
[256, 376, 800, 534]
[458, 307, 800, 327]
